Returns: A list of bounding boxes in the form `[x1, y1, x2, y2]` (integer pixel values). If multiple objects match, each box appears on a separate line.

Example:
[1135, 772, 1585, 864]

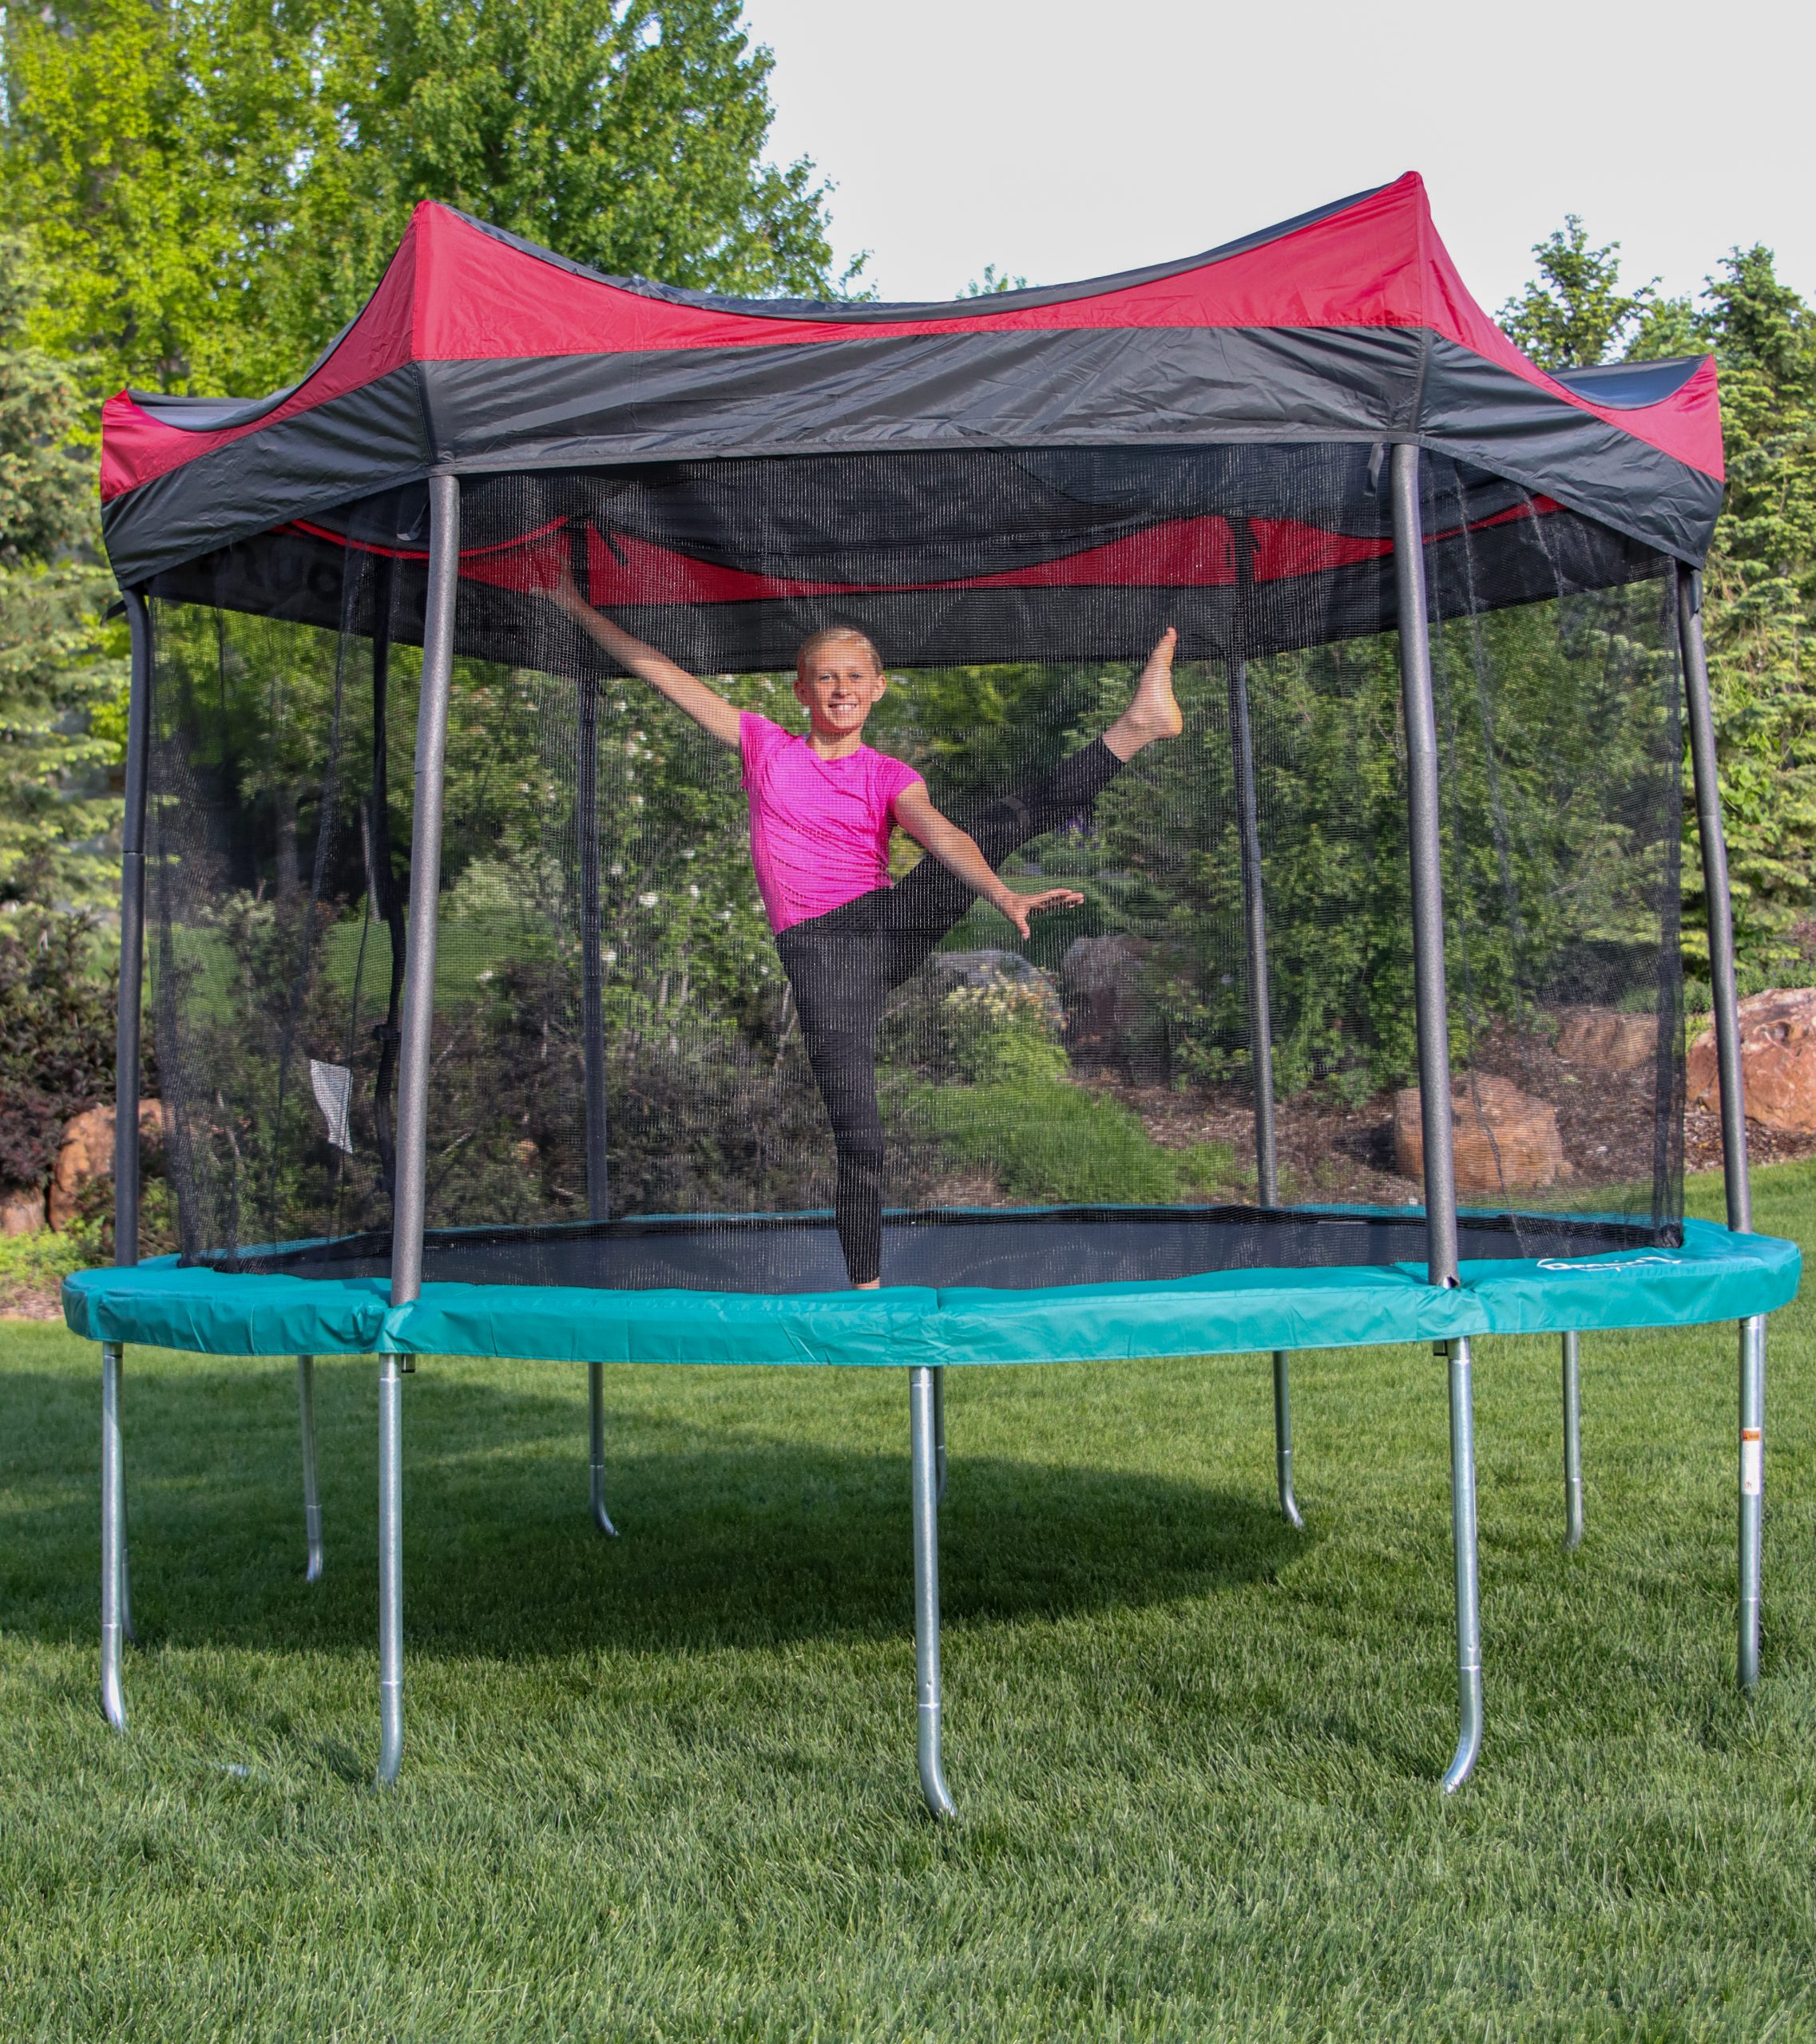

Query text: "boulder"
[1393, 1073, 1564, 1193]
[1556, 1008, 1658, 1072]
[1687, 987, 1816, 1134]
[1059, 933, 1153, 1057]
[48, 1100, 165, 1230]
[2, 1186, 46, 1237]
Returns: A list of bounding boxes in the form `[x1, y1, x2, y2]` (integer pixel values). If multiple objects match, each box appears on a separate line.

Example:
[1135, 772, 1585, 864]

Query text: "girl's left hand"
[995, 885, 1085, 941]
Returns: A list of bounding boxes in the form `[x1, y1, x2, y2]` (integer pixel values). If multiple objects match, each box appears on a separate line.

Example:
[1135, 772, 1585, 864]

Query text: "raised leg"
[932, 1365, 947, 1507]
[910, 1366, 955, 1819]
[1271, 1352, 1304, 1530]
[298, 1354, 324, 1583]
[1739, 1314, 1766, 1690]
[1442, 1337, 1483, 1792]
[588, 1361, 619, 1536]
[376, 1356, 404, 1786]
[100, 1342, 128, 1732]
[1560, 1332, 1584, 1552]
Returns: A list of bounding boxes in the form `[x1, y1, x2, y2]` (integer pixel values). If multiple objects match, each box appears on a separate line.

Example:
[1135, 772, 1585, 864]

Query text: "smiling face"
[793, 629, 887, 744]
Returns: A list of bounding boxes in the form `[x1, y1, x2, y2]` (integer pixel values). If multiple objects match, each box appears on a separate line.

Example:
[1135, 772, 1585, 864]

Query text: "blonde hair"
[795, 625, 884, 681]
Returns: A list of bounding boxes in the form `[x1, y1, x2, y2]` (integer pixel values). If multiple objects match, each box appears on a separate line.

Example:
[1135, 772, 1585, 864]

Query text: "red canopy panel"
[100, 175, 1723, 589]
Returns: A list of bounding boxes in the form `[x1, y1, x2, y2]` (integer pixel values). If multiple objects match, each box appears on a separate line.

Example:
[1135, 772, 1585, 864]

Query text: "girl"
[552, 575, 1183, 1287]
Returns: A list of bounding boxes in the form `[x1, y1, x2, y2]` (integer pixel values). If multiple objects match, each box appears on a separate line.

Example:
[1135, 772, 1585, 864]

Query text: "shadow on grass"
[1, 1365, 1309, 1662]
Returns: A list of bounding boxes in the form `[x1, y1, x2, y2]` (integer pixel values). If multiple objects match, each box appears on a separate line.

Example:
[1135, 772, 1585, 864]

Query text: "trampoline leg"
[1271, 1350, 1304, 1529]
[932, 1365, 947, 1507]
[1560, 1332, 1584, 1553]
[1739, 1314, 1766, 1692]
[588, 1361, 618, 1536]
[100, 1342, 128, 1733]
[120, 1487, 137, 1647]
[1441, 1337, 1482, 1794]
[298, 1355, 324, 1583]
[376, 1356, 404, 1786]
[910, 1367, 956, 1820]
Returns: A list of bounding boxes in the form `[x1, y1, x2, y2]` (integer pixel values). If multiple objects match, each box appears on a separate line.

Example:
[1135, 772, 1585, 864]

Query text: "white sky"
[742, 0, 1816, 319]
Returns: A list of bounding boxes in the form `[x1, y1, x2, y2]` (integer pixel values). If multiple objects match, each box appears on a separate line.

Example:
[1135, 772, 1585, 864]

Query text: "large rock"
[1394, 1073, 1564, 1193]
[2, 1186, 46, 1237]
[1060, 933, 1153, 1057]
[1687, 987, 1816, 1134]
[1556, 1008, 1658, 1072]
[48, 1100, 165, 1230]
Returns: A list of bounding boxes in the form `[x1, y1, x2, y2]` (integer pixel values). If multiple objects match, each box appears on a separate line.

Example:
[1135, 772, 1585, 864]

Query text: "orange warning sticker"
[1742, 1427, 1763, 1498]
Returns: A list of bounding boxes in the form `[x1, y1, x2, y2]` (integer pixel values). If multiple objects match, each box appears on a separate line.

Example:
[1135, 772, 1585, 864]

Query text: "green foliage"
[1497, 216, 1667, 370]
[0, 234, 124, 904]
[1689, 248, 1816, 972]
[0, 907, 117, 1190]
[911, 1075, 1237, 1206]
[1, 0, 847, 400]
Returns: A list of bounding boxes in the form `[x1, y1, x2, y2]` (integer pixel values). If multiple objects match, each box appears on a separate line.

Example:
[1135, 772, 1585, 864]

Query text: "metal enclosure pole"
[1560, 1332, 1584, 1551]
[1392, 443, 1480, 1788]
[1390, 445, 1461, 1290]
[101, 1341, 128, 1731]
[376, 471, 458, 1786]
[377, 1354, 404, 1783]
[1227, 655, 1303, 1530]
[587, 1366, 618, 1537]
[910, 1367, 955, 1818]
[1442, 1337, 1483, 1792]
[297, 1355, 324, 1583]
[100, 591, 155, 1689]
[115, 592, 153, 1267]
[576, 652, 617, 1537]
[1678, 568, 1766, 1691]
[389, 473, 460, 1308]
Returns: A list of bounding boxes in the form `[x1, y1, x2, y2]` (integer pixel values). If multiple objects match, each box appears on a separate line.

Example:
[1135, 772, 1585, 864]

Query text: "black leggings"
[775, 738, 1124, 1285]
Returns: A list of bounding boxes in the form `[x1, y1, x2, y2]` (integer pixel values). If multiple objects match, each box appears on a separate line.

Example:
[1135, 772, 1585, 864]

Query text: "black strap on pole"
[1678, 564, 1752, 1234]
[1390, 442, 1461, 1289]
[113, 589, 154, 1269]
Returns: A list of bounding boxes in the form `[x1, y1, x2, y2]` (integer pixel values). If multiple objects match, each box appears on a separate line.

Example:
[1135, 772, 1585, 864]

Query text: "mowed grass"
[0, 1171, 1812, 2041]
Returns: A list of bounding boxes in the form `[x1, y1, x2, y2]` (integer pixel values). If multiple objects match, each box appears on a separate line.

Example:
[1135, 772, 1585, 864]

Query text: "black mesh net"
[143, 446, 1684, 1293]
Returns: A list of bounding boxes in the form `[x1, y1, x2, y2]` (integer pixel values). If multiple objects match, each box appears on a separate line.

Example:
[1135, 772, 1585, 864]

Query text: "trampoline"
[72, 172, 1798, 1813]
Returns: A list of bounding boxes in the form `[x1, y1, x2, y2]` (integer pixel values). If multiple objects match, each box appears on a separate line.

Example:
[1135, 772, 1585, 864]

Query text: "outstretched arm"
[550, 569, 743, 750]
[892, 782, 1084, 941]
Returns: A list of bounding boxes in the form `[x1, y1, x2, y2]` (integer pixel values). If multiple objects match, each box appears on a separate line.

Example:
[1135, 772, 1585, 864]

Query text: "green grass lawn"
[1, 1169, 1811, 2041]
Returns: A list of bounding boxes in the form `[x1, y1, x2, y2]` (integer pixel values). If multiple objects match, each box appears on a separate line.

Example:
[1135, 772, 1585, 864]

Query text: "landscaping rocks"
[47, 1100, 165, 1230]
[1060, 933, 1153, 1060]
[2, 1186, 46, 1236]
[1556, 1008, 1658, 1072]
[1393, 1073, 1564, 1193]
[1687, 987, 1816, 1134]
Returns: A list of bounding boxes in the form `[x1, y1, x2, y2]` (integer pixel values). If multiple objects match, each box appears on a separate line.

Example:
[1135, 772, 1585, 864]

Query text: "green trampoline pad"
[62, 1218, 1799, 1368]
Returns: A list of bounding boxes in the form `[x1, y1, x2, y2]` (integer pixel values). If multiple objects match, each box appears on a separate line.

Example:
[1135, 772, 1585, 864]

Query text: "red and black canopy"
[101, 174, 1723, 668]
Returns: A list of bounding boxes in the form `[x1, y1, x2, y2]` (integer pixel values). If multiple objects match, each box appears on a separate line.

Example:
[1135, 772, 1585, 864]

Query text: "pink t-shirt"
[739, 712, 924, 933]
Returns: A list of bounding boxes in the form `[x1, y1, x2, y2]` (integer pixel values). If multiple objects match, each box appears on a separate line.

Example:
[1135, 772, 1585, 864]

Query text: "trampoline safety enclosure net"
[142, 442, 1686, 1296]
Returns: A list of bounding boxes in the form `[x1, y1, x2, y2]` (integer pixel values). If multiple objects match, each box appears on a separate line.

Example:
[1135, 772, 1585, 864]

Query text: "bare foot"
[1104, 628, 1184, 760]
[854, 1278, 881, 1291]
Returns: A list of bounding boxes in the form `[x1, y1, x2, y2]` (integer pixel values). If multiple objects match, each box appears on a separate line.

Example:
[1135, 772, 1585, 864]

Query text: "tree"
[0, 235, 124, 906]
[1498, 216, 1667, 370]
[1, 0, 849, 402]
[1687, 248, 1816, 976]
